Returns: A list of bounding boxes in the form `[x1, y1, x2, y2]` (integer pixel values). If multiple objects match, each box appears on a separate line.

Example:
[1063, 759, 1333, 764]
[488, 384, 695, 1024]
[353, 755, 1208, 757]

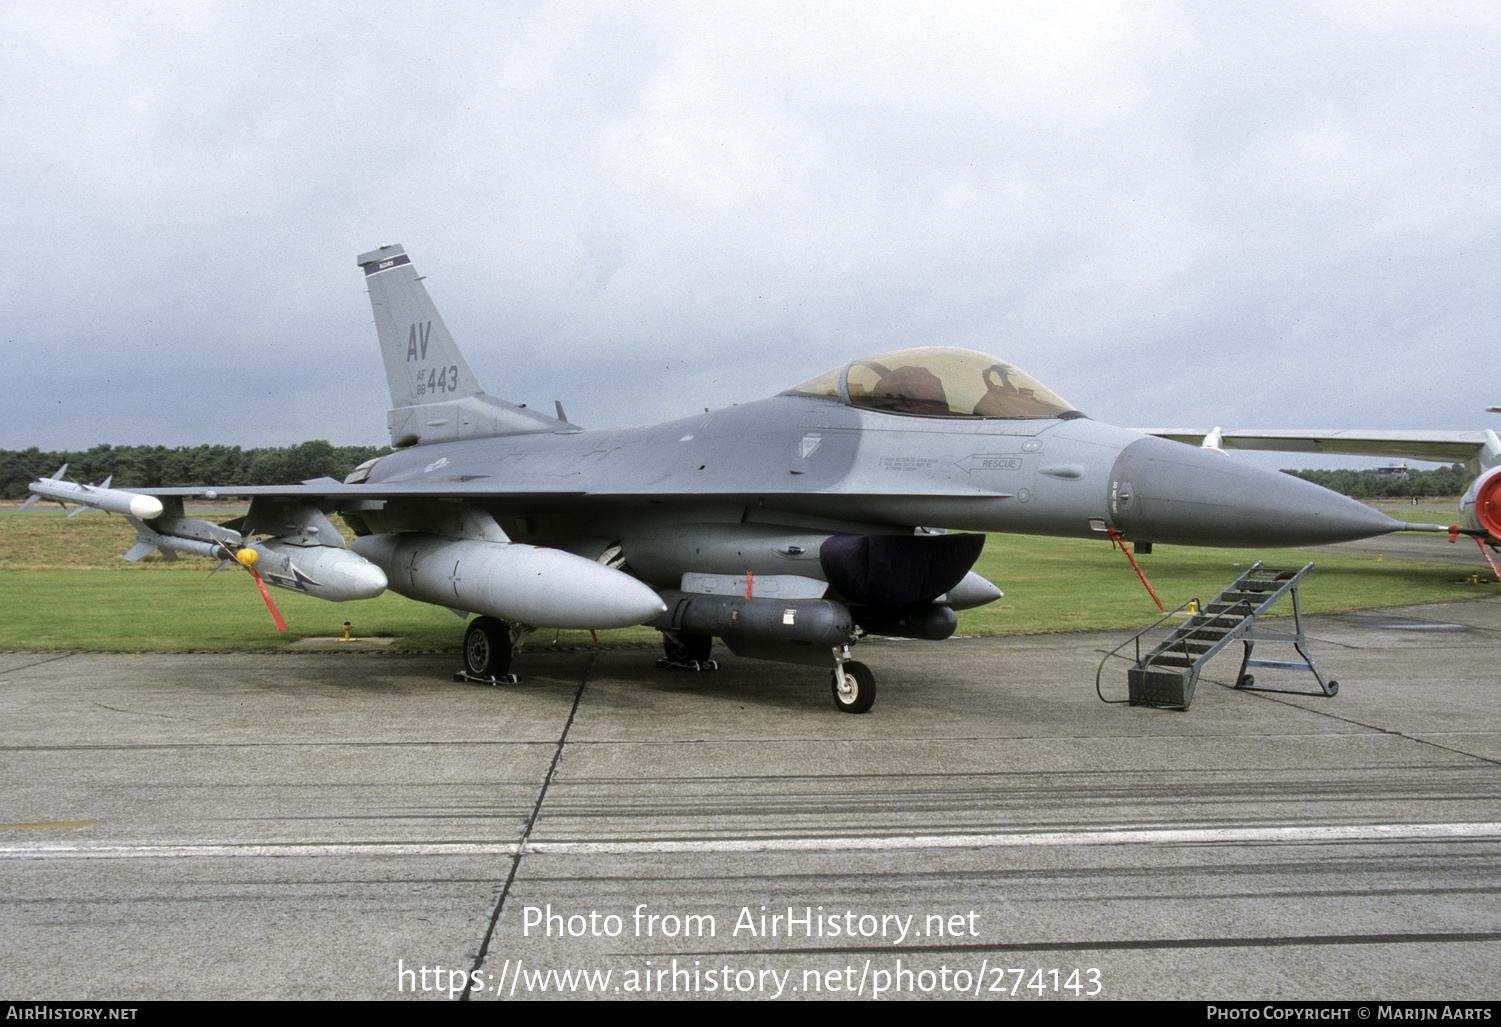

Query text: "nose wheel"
[831, 657, 875, 714]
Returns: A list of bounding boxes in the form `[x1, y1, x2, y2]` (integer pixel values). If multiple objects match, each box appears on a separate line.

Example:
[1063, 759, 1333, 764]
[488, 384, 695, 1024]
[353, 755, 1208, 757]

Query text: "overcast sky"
[4, 1, 1498, 471]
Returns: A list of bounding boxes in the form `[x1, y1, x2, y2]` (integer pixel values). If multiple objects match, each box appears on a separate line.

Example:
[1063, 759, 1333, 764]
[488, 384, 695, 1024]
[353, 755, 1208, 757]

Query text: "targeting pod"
[248, 539, 388, 602]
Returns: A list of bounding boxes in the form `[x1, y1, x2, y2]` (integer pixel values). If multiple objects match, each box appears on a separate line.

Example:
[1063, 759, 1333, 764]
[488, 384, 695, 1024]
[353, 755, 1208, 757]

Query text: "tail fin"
[357, 244, 576, 447]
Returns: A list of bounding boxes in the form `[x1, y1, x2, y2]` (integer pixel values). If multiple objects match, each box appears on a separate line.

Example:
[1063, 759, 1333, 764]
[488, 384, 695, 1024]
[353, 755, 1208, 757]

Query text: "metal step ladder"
[1097, 562, 1338, 710]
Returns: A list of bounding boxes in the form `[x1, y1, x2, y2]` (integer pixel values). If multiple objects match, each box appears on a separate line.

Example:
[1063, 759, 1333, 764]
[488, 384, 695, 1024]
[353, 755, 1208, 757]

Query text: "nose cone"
[1108, 437, 1404, 547]
[128, 494, 165, 520]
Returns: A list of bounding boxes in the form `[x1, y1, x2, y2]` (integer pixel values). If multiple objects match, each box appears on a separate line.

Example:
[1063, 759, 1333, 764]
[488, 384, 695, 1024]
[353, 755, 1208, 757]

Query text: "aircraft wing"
[1144, 429, 1493, 470]
[131, 480, 586, 500]
[128, 480, 996, 504]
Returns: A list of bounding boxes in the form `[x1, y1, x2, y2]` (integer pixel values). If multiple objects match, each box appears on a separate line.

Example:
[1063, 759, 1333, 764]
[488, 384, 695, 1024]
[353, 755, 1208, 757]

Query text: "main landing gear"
[658, 631, 719, 672]
[456, 615, 527, 685]
[469, 627, 878, 713]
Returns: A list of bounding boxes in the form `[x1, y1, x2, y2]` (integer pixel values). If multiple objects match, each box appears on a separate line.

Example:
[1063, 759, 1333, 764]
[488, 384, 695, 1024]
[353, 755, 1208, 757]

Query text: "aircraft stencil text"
[405, 321, 431, 360]
[414, 364, 459, 396]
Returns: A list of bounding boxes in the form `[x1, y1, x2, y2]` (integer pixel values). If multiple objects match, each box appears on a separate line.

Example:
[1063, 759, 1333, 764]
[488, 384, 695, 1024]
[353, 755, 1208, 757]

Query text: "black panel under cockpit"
[819, 532, 985, 607]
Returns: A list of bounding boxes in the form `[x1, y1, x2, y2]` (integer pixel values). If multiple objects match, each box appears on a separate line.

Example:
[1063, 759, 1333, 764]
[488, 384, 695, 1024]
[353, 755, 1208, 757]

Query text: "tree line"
[2, 443, 1474, 502]
[1285, 464, 1473, 499]
[0, 442, 391, 500]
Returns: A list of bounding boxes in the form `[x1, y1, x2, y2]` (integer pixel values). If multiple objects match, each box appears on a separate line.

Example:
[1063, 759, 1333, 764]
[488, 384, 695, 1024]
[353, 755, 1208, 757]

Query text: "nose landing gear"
[831, 645, 875, 714]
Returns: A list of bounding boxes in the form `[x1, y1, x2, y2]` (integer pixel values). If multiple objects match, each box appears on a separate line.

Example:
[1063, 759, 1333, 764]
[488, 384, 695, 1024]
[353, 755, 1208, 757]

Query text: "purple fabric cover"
[819, 533, 985, 607]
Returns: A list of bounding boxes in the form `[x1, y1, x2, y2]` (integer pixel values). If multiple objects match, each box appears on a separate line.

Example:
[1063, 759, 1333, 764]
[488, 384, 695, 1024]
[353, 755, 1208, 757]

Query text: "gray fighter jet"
[28, 245, 1407, 712]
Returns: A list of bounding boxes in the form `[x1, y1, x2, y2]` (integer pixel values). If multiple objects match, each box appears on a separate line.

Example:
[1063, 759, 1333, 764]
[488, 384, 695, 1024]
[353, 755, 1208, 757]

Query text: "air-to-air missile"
[22, 467, 165, 520]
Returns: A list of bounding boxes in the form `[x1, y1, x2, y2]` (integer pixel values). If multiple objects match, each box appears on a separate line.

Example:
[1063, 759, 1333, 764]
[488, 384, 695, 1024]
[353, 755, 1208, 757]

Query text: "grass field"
[0, 502, 1494, 652]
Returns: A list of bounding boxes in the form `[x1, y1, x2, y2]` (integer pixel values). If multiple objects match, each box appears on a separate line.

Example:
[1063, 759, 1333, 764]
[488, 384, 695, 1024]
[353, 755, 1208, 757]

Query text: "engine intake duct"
[1464, 465, 1501, 539]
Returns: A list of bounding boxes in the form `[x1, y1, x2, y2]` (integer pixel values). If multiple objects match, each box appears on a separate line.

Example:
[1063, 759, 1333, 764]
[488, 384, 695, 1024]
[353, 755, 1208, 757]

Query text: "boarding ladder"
[1096, 562, 1337, 710]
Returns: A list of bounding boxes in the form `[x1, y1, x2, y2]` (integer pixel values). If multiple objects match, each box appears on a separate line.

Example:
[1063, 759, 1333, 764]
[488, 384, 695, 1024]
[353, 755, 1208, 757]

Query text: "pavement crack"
[88, 701, 181, 721]
[464, 651, 592, 1000]
[0, 652, 85, 677]
[1249, 689, 1501, 767]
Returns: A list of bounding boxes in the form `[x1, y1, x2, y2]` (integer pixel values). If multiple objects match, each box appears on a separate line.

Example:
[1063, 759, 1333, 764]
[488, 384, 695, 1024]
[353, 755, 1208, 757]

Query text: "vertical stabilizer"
[357, 244, 576, 447]
[1479, 429, 1501, 472]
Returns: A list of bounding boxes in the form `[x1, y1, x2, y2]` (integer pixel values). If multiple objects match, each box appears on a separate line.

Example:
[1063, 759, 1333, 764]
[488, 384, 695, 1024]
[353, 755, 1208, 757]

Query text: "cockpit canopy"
[785, 346, 1083, 419]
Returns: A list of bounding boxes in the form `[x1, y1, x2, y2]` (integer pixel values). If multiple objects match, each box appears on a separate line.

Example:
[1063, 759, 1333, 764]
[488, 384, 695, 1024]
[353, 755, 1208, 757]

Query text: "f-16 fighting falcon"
[27, 245, 1409, 712]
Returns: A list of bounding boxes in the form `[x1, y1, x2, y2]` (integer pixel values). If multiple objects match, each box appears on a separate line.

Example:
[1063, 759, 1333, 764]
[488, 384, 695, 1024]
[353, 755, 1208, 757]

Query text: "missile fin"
[124, 540, 166, 562]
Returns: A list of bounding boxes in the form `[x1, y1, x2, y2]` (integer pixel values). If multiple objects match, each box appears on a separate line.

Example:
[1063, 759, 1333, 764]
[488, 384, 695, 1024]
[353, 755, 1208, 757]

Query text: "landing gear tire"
[664, 632, 712, 663]
[658, 632, 717, 671]
[831, 660, 875, 714]
[464, 616, 513, 678]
